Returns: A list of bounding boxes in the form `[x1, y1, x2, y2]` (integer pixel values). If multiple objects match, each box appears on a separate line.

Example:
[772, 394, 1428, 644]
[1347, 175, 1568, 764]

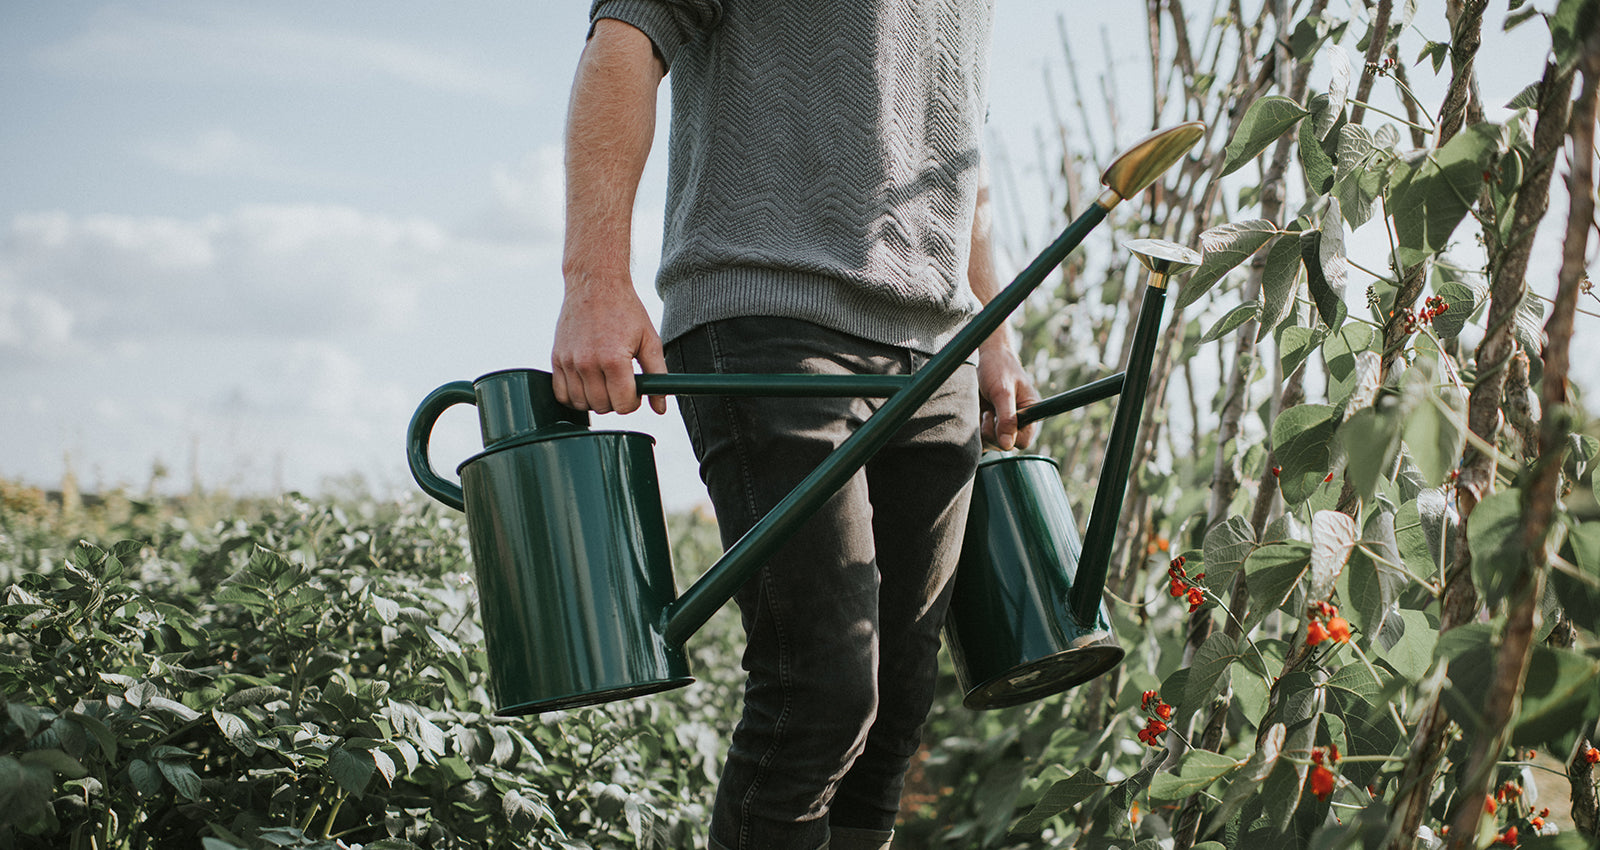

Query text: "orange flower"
[1586, 746, 1599, 765]
[1326, 617, 1352, 643]
[1484, 794, 1498, 815]
[1307, 620, 1329, 646]
[1530, 817, 1545, 830]
[1187, 587, 1205, 612]
[1496, 825, 1518, 846]
[1310, 764, 1335, 800]
[1156, 702, 1173, 721]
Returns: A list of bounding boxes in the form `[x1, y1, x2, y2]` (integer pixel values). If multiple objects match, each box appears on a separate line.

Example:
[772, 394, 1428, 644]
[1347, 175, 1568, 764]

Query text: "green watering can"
[406, 123, 1205, 715]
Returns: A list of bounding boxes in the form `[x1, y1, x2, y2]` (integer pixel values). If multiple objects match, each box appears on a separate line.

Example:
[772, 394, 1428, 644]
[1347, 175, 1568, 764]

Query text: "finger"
[637, 334, 669, 415]
[551, 363, 574, 408]
[1014, 384, 1041, 450]
[991, 385, 1018, 452]
[599, 357, 639, 414]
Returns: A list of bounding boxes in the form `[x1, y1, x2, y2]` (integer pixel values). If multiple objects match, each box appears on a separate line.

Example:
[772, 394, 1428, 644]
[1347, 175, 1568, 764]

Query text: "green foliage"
[903, 1, 1600, 847]
[0, 496, 733, 849]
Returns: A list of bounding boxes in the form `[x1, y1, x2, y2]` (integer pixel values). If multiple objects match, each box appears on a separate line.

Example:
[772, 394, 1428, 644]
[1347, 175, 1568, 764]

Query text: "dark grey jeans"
[665, 317, 980, 850]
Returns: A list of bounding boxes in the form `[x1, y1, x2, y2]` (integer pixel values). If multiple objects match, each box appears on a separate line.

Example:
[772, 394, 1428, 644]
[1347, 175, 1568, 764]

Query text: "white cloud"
[0, 205, 468, 358]
[474, 145, 566, 242]
[142, 128, 287, 180]
[36, 4, 530, 103]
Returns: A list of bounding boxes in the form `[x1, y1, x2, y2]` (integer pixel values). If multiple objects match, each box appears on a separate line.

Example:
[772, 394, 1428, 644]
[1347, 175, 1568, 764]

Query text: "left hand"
[976, 338, 1039, 451]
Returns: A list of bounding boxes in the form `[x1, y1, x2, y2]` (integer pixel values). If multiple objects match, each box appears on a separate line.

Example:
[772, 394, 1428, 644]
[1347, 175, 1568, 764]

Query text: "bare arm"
[969, 174, 1039, 451]
[552, 18, 669, 415]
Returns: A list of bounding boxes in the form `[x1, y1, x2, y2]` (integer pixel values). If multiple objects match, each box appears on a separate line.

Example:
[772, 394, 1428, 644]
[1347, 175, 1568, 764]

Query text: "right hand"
[550, 273, 667, 415]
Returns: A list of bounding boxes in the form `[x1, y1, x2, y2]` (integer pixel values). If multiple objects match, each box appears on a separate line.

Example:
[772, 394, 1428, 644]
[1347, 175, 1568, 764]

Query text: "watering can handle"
[406, 380, 476, 512]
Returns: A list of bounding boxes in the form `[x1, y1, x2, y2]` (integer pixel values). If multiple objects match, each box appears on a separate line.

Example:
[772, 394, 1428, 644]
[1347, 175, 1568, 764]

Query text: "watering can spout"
[944, 236, 1203, 709]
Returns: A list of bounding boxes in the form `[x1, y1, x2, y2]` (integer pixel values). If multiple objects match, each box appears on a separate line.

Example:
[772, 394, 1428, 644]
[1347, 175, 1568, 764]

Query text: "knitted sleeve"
[589, 0, 723, 68]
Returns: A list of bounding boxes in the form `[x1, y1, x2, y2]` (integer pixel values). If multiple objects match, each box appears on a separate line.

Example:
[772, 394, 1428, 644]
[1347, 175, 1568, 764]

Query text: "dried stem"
[1390, 56, 1576, 848]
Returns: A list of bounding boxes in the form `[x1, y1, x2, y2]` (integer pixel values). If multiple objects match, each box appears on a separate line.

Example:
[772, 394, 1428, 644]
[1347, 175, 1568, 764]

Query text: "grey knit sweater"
[591, 0, 995, 354]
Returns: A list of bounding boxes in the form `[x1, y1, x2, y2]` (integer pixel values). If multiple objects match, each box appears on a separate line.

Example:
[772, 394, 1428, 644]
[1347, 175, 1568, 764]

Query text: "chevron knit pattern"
[592, 0, 995, 354]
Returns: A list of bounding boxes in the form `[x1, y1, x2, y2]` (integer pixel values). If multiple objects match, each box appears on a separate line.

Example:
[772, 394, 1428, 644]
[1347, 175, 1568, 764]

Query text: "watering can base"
[494, 676, 695, 717]
[960, 638, 1125, 711]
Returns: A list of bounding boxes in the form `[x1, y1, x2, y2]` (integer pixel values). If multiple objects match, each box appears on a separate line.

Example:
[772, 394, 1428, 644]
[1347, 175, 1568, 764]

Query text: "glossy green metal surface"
[473, 368, 590, 445]
[945, 454, 1125, 710]
[636, 373, 907, 397]
[459, 430, 691, 715]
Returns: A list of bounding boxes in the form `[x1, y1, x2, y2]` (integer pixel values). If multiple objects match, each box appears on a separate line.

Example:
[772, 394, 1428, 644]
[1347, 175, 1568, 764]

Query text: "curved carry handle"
[406, 380, 476, 511]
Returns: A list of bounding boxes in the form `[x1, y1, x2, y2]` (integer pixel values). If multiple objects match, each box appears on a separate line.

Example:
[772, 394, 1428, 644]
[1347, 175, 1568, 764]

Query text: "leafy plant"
[0, 496, 735, 849]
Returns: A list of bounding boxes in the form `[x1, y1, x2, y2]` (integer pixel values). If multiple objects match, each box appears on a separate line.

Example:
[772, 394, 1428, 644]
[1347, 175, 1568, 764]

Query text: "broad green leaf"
[1333, 125, 1385, 229]
[1505, 82, 1541, 110]
[1202, 515, 1256, 595]
[18, 749, 87, 779]
[1013, 768, 1104, 833]
[66, 712, 117, 762]
[1345, 509, 1405, 642]
[1396, 489, 1456, 580]
[1429, 266, 1485, 340]
[1400, 387, 1466, 488]
[1553, 521, 1600, 632]
[1319, 49, 1351, 140]
[373, 748, 398, 786]
[1234, 662, 1271, 724]
[213, 710, 256, 756]
[6, 702, 43, 739]
[1326, 663, 1387, 704]
[1339, 406, 1403, 501]
[1098, 758, 1159, 824]
[1302, 208, 1348, 329]
[1389, 123, 1501, 266]
[1184, 632, 1240, 717]
[1258, 234, 1304, 340]
[1309, 510, 1358, 601]
[158, 760, 203, 801]
[1551, 0, 1600, 74]
[1376, 609, 1437, 681]
[1213, 723, 1285, 826]
[1245, 542, 1313, 617]
[128, 758, 163, 796]
[0, 756, 54, 831]
[1148, 750, 1243, 800]
[327, 745, 375, 797]
[1511, 646, 1600, 750]
[435, 755, 473, 784]
[1201, 300, 1261, 344]
[1299, 114, 1335, 193]
[1323, 323, 1376, 407]
[1222, 96, 1312, 177]
[1179, 220, 1279, 311]
[1279, 325, 1327, 376]
[1272, 404, 1341, 505]
[1468, 488, 1524, 608]
[1418, 40, 1448, 72]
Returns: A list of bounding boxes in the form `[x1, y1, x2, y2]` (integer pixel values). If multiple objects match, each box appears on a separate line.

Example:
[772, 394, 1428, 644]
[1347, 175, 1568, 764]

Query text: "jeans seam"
[705, 321, 797, 850]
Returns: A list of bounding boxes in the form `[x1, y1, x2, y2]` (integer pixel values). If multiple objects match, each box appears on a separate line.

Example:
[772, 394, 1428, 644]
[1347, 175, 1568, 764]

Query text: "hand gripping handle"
[406, 381, 476, 511]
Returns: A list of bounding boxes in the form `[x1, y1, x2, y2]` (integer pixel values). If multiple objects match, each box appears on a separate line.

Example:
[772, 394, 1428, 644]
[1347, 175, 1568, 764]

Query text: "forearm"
[968, 177, 1016, 356]
[561, 18, 666, 289]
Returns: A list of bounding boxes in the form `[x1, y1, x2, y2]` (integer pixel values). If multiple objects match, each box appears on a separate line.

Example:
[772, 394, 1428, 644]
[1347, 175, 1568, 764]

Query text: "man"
[551, 2, 1037, 848]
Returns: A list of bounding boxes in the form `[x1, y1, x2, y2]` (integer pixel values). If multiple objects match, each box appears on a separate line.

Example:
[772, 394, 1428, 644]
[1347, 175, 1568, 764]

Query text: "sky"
[1, 1, 1588, 511]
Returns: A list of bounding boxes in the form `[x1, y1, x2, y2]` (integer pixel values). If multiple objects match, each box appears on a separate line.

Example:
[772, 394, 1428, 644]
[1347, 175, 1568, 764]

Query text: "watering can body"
[945, 454, 1124, 710]
[409, 370, 692, 715]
